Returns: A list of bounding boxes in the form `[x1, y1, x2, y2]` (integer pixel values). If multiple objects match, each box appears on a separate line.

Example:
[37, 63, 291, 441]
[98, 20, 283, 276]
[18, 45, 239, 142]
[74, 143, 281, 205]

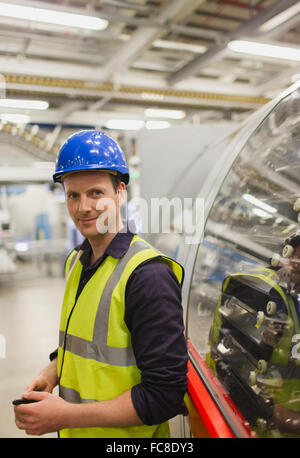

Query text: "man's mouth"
[78, 217, 98, 224]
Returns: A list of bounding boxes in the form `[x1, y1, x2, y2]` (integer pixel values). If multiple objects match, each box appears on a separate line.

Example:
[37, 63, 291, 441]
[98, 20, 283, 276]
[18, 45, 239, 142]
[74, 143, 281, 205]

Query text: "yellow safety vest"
[58, 234, 184, 438]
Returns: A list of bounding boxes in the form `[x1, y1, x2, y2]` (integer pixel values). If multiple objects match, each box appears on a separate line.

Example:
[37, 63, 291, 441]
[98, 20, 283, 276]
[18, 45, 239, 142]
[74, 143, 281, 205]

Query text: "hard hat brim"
[53, 167, 129, 185]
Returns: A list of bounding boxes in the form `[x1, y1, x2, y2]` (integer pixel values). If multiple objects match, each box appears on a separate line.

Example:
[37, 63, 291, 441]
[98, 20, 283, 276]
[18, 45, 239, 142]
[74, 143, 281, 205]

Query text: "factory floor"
[0, 270, 65, 438]
[0, 266, 182, 438]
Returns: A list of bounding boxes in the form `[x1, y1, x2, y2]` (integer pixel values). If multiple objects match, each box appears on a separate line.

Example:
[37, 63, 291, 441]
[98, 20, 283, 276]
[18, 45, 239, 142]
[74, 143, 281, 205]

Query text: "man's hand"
[14, 388, 143, 435]
[25, 374, 55, 393]
[26, 358, 58, 393]
[14, 391, 70, 436]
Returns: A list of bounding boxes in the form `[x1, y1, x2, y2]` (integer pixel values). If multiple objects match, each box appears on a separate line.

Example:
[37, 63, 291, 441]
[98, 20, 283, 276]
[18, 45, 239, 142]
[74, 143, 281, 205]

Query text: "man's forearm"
[61, 389, 143, 430]
[41, 358, 58, 381]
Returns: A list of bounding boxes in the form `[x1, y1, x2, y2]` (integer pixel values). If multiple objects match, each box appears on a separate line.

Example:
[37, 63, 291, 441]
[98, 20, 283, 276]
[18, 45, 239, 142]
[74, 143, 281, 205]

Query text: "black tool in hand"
[12, 398, 38, 405]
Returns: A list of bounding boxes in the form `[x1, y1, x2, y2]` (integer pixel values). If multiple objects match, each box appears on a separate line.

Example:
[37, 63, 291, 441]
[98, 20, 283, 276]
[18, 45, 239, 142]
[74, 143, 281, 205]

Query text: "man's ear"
[117, 182, 127, 206]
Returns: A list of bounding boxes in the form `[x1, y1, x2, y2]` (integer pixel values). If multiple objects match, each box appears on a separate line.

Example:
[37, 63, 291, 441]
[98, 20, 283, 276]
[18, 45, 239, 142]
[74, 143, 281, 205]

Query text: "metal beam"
[0, 0, 101, 18]
[91, 0, 205, 82]
[3, 78, 267, 111]
[258, 64, 300, 95]
[0, 5, 224, 42]
[0, 165, 54, 183]
[168, 0, 299, 85]
[25, 97, 264, 127]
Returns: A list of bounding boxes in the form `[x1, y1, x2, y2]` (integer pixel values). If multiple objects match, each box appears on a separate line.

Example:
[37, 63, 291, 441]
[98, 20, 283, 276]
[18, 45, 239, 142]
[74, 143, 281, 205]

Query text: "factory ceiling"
[0, 0, 299, 161]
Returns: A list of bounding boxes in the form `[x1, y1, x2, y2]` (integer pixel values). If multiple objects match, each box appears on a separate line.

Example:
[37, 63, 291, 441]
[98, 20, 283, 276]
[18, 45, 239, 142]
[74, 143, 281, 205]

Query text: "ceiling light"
[0, 113, 30, 124]
[144, 108, 186, 120]
[153, 40, 207, 54]
[259, 3, 300, 32]
[141, 92, 165, 101]
[252, 208, 273, 219]
[145, 121, 170, 130]
[0, 99, 49, 110]
[14, 242, 29, 252]
[105, 119, 145, 130]
[242, 193, 277, 214]
[228, 40, 300, 62]
[0, 2, 108, 30]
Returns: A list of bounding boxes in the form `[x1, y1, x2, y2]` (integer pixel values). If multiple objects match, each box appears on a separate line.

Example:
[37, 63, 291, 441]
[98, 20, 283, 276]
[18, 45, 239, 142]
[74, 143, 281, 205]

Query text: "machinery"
[148, 81, 300, 438]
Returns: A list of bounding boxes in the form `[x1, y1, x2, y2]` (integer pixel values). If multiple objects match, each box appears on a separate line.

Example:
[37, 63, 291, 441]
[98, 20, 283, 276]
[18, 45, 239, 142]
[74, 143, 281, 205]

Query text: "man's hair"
[61, 170, 125, 192]
[110, 172, 125, 193]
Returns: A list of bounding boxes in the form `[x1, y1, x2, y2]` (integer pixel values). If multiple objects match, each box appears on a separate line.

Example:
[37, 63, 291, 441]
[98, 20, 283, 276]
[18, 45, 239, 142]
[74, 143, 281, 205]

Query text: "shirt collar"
[78, 226, 135, 270]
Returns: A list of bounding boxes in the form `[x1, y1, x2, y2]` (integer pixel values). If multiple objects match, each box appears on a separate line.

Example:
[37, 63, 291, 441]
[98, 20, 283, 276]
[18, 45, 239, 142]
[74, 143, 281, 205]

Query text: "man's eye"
[93, 190, 102, 196]
[68, 193, 78, 199]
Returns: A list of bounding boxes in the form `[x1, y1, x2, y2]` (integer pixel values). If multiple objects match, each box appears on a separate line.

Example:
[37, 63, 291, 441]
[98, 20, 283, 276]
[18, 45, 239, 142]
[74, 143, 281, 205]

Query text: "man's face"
[63, 171, 125, 239]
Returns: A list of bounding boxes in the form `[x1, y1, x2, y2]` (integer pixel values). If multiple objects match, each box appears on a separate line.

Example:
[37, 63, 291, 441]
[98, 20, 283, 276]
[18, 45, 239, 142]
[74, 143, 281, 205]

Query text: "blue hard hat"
[53, 130, 129, 185]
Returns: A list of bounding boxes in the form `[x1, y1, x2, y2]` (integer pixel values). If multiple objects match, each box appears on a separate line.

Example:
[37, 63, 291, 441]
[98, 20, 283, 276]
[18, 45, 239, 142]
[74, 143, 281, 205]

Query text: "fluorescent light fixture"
[153, 40, 207, 54]
[0, 113, 30, 124]
[260, 3, 300, 32]
[0, 2, 108, 30]
[105, 119, 145, 130]
[0, 99, 49, 110]
[14, 242, 29, 252]
[144, 108, 186, 120]
[141, 92, 164, 101]
[145, 121, 170, 130]
[242, 193, 277, 214]
[252, 208, 273, 219]
[228, 40, 300, 62]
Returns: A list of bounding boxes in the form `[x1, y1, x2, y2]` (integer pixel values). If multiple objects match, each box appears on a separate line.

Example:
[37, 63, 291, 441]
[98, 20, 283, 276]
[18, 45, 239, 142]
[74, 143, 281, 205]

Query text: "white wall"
[136, 123, 239, 203]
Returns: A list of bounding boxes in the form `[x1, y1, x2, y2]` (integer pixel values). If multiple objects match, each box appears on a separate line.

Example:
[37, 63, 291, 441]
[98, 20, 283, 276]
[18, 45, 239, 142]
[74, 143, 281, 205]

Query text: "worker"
[13, 130, 188, 438]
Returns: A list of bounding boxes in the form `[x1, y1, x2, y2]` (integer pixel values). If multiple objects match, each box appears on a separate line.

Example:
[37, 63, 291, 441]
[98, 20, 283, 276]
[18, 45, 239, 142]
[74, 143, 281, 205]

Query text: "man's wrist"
[40, 358, 58, 389]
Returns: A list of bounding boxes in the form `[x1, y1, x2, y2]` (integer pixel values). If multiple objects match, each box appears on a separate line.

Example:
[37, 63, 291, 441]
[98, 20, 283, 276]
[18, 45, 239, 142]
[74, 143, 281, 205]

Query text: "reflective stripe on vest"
[57, 234, 183, 438]
[64, 249, 83, 281]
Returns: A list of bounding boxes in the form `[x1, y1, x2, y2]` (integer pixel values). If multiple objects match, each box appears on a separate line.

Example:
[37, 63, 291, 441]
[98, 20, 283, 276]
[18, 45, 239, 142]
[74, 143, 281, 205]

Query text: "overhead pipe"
[4, 73, 270, 108]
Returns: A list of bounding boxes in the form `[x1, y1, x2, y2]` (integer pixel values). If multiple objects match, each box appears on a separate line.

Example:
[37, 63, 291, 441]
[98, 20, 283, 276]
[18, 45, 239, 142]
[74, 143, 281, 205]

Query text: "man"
[14, 130, 188, 438]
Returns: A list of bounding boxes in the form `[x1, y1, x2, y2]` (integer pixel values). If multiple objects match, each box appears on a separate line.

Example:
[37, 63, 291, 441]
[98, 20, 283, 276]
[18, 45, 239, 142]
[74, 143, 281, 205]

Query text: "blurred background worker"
[13, 130, 188, 438]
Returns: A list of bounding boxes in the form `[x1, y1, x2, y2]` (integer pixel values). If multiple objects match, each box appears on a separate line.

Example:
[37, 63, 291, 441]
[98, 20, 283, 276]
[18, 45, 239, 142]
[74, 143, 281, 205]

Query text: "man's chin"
[77, 219, 117, 237]
[80, 226, 110, 238]
[78, 224, 101, 238]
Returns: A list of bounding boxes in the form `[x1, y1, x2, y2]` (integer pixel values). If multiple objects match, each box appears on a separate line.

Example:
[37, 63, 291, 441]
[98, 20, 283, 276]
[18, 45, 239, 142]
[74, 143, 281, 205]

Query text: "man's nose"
[78, 195, 92, 213]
